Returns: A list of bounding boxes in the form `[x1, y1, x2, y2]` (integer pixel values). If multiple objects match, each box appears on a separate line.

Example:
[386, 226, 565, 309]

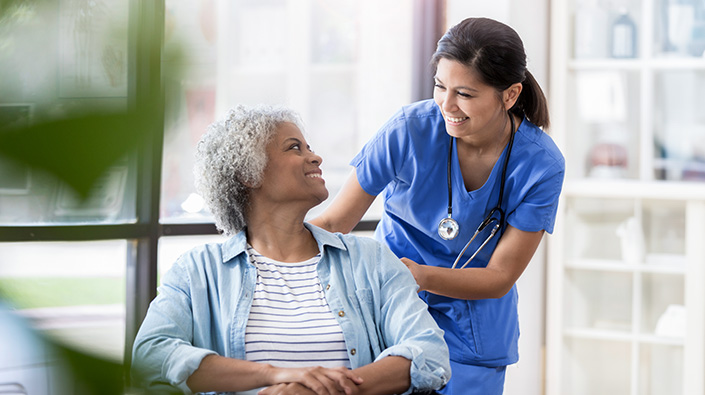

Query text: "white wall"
[444, 2, 550, 394]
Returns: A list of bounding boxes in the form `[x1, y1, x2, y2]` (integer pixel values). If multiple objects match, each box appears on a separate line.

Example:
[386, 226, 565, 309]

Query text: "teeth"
[447, 116, 467, 123]
[307, 174, 322, 178]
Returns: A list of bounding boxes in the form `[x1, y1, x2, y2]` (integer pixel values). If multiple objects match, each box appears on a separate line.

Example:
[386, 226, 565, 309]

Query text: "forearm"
[310, 169, 375, 234]
[421, 265, 515, 300]
[186, 354, 274, 393]
[351, 356, 411, 395]
[414, 227, 543, 300]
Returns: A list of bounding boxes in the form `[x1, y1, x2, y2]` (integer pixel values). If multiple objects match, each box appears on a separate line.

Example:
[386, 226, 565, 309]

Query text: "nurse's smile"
[443, 112, 469, 126]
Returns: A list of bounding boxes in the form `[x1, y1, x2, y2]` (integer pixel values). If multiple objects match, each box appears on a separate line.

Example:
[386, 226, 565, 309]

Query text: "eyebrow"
[434, 76, 479, 93]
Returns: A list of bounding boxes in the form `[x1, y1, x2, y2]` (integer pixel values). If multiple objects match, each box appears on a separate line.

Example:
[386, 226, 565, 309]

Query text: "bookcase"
[546, 0, 705, 394]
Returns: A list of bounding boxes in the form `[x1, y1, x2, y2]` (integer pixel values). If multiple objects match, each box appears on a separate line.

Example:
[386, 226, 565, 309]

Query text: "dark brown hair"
[430, 17, 549, 128]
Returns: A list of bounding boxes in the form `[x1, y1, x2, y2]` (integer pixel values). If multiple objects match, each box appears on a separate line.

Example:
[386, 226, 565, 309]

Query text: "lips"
[305, 170, 324, 181]
[446, 115, 468, 123]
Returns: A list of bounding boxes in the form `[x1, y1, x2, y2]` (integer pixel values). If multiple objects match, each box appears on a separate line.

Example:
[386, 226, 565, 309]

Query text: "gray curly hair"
[194, 104, 304, 235]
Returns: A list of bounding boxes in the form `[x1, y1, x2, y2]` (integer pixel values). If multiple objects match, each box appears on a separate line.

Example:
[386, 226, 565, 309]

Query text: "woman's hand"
[259, 382, 316, 395]
[268, 366, 363, 395]
[400, 257, 426, 291]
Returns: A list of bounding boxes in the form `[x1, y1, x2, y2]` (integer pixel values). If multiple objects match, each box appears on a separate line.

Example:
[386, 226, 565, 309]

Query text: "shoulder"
[516, 119, 565, 170]
[379, 100, 443, 135]
[307, 224, 393, 266]
[170, 235, 246, 274]
[308, 223, 382, 255]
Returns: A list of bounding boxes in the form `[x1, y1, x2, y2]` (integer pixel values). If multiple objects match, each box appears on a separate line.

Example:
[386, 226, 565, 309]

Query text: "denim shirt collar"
[220, 222, 347, 264]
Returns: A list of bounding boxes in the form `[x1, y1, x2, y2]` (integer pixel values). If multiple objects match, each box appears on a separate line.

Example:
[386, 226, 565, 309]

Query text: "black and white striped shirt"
[244, 245, 351, 368]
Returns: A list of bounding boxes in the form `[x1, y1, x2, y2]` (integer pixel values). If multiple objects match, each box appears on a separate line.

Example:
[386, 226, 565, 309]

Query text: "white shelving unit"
[547, 0, 705, 394]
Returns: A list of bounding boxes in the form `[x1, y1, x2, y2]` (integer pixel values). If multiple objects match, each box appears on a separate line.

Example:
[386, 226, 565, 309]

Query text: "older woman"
[131, 104, 450, 395]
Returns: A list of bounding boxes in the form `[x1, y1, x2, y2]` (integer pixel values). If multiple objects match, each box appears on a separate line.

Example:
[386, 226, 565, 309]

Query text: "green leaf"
[0, 108, 160, 199]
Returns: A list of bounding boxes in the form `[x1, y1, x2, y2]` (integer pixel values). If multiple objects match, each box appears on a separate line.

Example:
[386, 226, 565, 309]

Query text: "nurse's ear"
[502, 82, 523, 111]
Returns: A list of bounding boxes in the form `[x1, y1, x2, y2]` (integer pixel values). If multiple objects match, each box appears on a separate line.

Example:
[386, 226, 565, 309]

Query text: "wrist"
[259, 363, 279, 387]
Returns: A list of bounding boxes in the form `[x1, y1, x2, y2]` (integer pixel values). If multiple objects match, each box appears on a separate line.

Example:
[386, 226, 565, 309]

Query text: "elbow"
[487, 279, 516, 299]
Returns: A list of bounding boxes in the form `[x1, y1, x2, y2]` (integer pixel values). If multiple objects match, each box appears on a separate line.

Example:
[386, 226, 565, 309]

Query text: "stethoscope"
[438, 113, 516, 269]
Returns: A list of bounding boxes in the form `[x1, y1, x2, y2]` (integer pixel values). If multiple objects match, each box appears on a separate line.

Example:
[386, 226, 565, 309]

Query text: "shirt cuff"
[376, 344, 450, 394]
[163, 345, 218, 394]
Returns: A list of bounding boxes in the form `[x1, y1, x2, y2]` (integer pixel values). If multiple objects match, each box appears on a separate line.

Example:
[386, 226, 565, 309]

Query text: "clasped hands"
[259, 365, 364, 395]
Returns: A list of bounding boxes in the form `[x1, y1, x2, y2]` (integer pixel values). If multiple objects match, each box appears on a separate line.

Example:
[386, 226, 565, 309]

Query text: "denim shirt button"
[338, 310, 345, 317]
[326, 284, 330, 291]
[350, 348, 356, 355]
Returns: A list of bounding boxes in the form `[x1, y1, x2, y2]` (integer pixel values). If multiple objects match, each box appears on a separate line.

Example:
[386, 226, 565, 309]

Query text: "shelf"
[564, 327, 632, 341]
[565, 258, 686, 274]
[569, 57, 705, 71]
[563, 179, 705, 200]
[565, 327, 685, 346]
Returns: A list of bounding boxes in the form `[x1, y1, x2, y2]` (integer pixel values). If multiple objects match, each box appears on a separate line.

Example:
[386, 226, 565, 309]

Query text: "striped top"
[244, 245, 351, 368]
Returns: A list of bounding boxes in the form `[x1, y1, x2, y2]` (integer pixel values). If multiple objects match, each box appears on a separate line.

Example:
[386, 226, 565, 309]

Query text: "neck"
[459, 114, 516, 157]
[245, 204, 319, 262]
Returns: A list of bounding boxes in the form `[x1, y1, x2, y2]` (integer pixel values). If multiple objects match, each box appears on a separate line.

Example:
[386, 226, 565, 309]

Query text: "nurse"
[311, 17, 565, 394]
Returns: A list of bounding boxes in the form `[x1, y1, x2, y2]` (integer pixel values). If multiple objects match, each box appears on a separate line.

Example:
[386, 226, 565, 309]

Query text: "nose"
[441, 94, 458, 113]
[309, 151, 323, 165]
[435, 90, 457, 114]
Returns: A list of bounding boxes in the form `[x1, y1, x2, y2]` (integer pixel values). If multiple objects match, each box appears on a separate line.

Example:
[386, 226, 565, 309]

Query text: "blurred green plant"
[0, 0, 185, 393]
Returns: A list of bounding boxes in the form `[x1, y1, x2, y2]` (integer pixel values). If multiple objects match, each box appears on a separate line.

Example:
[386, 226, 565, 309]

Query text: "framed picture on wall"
[58, 0, 129, 98]
[0, 104, 33, 193]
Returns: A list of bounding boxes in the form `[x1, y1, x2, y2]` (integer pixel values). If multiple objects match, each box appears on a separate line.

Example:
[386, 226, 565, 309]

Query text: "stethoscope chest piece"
[438, 217, 460, 240]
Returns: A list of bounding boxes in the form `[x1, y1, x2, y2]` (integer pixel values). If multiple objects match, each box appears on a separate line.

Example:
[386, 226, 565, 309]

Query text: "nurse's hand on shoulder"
[400, 257, 427, 292]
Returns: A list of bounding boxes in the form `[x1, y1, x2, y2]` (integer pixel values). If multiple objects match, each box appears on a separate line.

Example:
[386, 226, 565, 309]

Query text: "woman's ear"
[503, 82, 523, 110]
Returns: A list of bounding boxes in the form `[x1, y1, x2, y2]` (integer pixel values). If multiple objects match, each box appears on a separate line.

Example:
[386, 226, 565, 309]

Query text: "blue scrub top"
[351, 99, 564, 366]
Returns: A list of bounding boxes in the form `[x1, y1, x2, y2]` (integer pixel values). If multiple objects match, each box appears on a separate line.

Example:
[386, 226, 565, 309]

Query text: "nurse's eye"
[457, 91, 472, 98]
[434, 83, 446, 90]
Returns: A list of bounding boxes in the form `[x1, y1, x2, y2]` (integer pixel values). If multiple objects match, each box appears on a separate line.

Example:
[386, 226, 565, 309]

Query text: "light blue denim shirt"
[132, 223, 450, 394]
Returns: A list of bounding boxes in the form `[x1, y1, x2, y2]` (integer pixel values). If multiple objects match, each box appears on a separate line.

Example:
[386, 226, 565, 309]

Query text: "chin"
[310, 190, 329, 207]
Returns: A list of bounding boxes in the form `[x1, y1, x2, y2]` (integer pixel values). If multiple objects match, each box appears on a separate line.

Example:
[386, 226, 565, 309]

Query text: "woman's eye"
[290, 144, 301, 150]
[434, 84, 445, 90]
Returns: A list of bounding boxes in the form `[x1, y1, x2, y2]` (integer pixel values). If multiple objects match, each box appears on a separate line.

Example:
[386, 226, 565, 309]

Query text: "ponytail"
[512, 71, 549, 129]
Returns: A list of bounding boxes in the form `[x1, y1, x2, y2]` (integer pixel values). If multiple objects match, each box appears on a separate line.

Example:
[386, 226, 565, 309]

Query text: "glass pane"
[641, 273, 685, 337]
[653, 70, 705, 181]
[0, 240, 126, 363]
[565, 197, 636, 261]
[159, 0, 414, 223]
[642, 200, 686, 261]
[572, 0, 640, 60]
[0, 0, 136, 225]
[564, 269, 633, 332]
[654, 0, 705, 58]
[567, 70, 640, 179]
[563, 338, 631, 395]
[638, 344, 684, 395]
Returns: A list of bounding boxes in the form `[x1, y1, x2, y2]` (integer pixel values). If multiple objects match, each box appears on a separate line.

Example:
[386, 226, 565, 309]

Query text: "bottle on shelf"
[611, 8, 638, 58]
[574, 0, 610, 59]
[666, 0, 696, 56]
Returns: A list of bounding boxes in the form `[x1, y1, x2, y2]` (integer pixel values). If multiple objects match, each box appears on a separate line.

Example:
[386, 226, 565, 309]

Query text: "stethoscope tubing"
[443, 112, 516, 269]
